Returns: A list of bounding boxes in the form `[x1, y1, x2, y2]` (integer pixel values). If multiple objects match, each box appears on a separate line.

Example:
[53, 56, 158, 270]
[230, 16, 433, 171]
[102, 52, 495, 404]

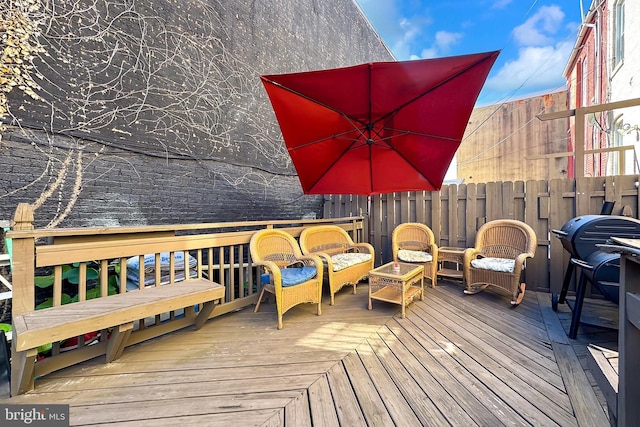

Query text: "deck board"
[376, 324, 493, 426]
[3, 280, 616, 426]
[354, 342, 421, 426]
[421, 290, 565, 389]
[307, 376, 340, 427]
[405, 297, 572, 426]
[342, 350, 396, 426]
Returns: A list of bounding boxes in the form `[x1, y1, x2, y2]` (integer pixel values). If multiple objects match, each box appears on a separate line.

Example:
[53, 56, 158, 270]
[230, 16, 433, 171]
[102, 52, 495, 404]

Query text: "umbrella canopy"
[261, 50, 499, 196]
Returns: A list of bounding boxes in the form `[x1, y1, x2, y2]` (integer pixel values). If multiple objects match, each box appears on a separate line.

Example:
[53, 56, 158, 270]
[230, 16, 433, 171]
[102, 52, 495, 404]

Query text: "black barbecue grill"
[552, 214, 640, 338]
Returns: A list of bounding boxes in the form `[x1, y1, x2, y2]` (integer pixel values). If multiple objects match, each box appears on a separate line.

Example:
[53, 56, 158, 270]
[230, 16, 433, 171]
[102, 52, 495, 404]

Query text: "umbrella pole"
[365, 195, 373, 262]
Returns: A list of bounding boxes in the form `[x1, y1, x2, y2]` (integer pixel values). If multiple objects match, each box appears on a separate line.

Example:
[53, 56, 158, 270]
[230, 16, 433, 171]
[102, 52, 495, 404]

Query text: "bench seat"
[12, 279, 224, 395]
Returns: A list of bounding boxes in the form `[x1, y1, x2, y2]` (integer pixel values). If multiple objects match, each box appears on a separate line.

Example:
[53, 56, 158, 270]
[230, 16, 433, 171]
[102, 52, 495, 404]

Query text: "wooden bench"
[12, 279, 224, 395]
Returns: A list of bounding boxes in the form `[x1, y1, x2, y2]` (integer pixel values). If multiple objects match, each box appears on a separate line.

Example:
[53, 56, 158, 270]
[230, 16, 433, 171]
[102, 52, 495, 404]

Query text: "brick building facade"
[0, 0, 392, 228]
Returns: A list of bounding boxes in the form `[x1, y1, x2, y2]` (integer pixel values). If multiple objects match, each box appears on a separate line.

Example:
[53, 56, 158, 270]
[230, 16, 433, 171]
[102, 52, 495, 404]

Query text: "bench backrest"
[300, 225, 355, 256]
[32, 232, 253, 305]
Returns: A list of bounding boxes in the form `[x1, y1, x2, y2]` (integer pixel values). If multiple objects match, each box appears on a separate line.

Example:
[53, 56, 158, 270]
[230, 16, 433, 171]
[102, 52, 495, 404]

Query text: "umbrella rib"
[306, 141, 362, 192]
[288, 129, 365, 152]
[264, 79, 367, 126]
[374, 52, 499, 124]
[366, 129, 447, 190]
[375, 128, 460, 145]
[391, 147, 439, 190]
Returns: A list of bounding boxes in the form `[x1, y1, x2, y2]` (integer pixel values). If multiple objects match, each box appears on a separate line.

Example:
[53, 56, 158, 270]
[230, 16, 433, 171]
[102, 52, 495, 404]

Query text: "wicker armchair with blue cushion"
[250, 229, 324, 329]
[392, 222, 439, 287]
[299, 225, 374, 305]
[463, 219, 537, 305]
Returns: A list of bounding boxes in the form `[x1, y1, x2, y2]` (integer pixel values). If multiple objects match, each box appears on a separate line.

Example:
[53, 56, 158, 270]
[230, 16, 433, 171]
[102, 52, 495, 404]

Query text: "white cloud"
[484, 40, 573, 95]
[480, 4, 575, 101]
[512, 5, 565, 47]
[434, 31, 463, 51]
[355, 0, 434, 60]
[417, 30, 463, 59]
[491, 0, 513, 9]
[390, 17, 422, 60]
[419, 48, 438, 59]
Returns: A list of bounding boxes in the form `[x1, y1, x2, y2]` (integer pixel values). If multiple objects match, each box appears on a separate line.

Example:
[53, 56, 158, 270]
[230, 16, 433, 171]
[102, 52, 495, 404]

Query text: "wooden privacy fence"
[323, 175, 640, 295]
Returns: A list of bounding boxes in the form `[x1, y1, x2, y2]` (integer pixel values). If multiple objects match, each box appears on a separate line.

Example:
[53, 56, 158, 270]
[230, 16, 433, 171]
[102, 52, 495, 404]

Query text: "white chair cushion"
[471, 257, 515, 273]
[398, 249, 432, 263]
[330, 253, 372, 272]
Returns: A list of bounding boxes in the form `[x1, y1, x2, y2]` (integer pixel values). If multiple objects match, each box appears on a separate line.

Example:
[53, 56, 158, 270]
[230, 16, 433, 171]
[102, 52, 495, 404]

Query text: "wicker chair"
[250, 229, 324, 329]
[299, 225, 374, 305]
[391, 223, 439, 287]
[463, 219, 537, 305]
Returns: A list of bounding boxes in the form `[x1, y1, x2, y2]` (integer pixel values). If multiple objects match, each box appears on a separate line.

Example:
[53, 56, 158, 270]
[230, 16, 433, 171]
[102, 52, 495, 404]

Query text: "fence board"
[448, 185, 458, 247]
[477, 183, 487, 228]
[515, 181, 526, 220]
[372, 195, 384, 266]
[618, 175, 639, 217]
[485, 182, 497, 221]
[605, 176, 617, 210]
[464, 184, 477, 248]
[455, 186, 467, 248]
[431, 190, 442, 244]
[527, 180, 549, 292]
[575, 177, 593, 215]
[502, 181, 514, 219]
[400, 192, 410, 224]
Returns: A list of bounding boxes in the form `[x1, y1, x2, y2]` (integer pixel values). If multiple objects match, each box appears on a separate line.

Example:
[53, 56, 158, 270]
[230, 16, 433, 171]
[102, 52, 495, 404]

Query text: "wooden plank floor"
[3, 279, 617, 426]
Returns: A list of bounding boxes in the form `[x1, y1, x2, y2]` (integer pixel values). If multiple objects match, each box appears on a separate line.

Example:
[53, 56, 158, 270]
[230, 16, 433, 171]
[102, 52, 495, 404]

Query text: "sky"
[355, 0, 585, 106]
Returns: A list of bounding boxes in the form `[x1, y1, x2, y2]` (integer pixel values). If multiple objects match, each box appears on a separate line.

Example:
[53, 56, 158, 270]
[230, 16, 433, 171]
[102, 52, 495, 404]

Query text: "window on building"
[613, 0, 625, 68]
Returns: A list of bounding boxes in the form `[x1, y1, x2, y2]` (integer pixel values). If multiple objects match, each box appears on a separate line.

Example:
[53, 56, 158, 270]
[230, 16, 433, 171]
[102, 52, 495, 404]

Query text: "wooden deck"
[3, 279, 618, 426]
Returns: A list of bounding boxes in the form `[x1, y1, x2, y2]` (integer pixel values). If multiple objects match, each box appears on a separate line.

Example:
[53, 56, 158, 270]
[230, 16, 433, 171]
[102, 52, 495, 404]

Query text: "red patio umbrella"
[261, 50, 499, 196]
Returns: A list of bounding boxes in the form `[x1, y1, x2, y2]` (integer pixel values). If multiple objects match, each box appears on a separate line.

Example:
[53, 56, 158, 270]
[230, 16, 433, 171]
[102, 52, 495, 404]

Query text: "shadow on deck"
[3, 280, 617, 426]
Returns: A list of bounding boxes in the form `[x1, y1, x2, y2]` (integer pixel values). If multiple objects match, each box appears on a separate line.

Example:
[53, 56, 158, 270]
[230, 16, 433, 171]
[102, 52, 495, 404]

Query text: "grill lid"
[553, 215, 640, 260]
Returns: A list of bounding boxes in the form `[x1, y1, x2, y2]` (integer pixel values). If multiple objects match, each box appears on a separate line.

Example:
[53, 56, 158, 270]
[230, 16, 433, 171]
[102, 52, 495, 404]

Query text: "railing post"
[10, 203, 36, 395]
[9, 203, 35, 317]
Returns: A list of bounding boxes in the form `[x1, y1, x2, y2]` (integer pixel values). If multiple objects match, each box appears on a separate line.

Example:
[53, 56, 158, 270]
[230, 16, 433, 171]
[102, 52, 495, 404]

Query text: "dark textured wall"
[1, 0, 392, 227]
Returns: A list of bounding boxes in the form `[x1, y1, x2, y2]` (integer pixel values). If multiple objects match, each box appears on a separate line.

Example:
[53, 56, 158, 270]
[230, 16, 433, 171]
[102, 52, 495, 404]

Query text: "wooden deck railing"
[7, 203, 367, 390]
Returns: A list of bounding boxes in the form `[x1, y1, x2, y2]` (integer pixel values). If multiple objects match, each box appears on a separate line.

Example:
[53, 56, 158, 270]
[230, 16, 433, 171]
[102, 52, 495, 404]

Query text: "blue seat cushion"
[281, 266, 317, 287]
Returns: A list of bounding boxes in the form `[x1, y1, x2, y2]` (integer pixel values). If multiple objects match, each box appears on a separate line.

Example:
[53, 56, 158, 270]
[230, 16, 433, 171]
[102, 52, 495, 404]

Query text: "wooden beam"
[537, 98, 640, 121]
[537, 109, 576, 121]
[579, 98, 640, 115]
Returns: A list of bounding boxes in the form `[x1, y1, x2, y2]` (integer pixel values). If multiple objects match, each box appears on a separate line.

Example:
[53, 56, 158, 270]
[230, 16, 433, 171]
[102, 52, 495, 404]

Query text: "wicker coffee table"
[368, 262, 424, 318]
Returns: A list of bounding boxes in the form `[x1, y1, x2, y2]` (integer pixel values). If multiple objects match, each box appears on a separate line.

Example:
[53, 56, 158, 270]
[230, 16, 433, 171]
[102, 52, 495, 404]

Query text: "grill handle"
[551, 229, 567, 238]
[570, 258, 594, 270]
